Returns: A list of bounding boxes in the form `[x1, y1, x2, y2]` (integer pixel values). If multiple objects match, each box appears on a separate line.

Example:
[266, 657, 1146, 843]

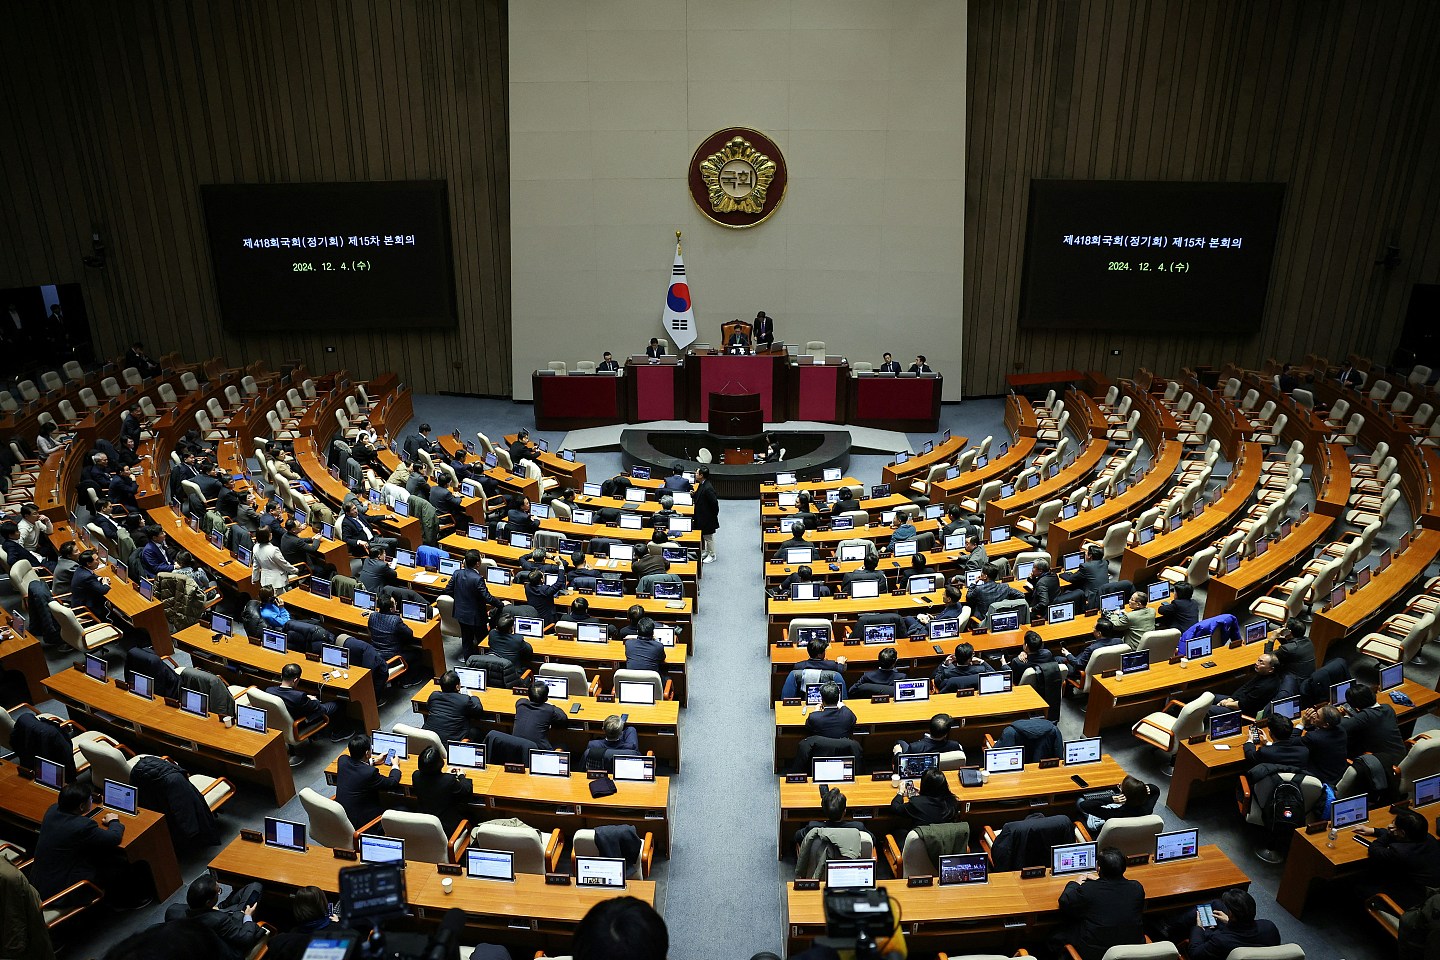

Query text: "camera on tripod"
[300, 862, 465, 960]
[815, 886, 906, 959]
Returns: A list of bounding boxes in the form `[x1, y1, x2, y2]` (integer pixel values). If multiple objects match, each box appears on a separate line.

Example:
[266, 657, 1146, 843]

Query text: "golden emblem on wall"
[688, 127, 787, 229]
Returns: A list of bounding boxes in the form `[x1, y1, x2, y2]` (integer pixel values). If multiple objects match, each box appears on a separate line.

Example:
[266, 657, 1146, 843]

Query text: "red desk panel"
[697, 355, 781, 421]
[850, 376, 942, 431]
[795, 364, 845, 422]
[632, 363, 680, 421]
[531, 374, 624, 431]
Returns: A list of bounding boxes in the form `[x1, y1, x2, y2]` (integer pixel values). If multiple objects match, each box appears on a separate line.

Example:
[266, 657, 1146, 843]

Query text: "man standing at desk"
[754, 311, 775, 350]
[447, 550, 497, 660]
[879, 353, 902, 373]
[695, 465, 719, 564]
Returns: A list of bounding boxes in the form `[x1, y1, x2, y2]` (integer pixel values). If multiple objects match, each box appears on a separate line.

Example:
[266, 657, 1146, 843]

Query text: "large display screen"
[1019, 180, 1285, 332]
[200, 181, 455, 331]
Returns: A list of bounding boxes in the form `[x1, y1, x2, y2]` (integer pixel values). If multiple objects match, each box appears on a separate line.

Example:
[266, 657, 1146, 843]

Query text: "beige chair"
[537, 663, 594, 698]
[1068, 644, 1130, 696]
[574, 361, 597, 374]
[381, 810, 470, 863]
[63, 360, 86, 383]
[613, 668, 671, 702]
[806, 341, 826, 360]
[467, 822, 563, 874]
[573, 827, 655, 878]
[241, 687, 330, 765]
[1357, 608, 1434, 665]
[241, 374, 261, 396]
[78, 737, 234, 812]
[1069, 946, 1180, 960]
[50, 601, 122, 654]
[546, 361, 568, 375]
[1249, 574, 1313, 624]
[157, 382, 178, 406]
[786, 617, 835, 644]
[2, 704, 112, 775]
[436, 595, 463, 640]
[393, 722, 446, 759]
[1224, 945, 1304, 959]
[100, 376, 121, 398]
[1132, 692, 1215, 774]
[1397, 735, 1440, 799]
[1159, 547, 1217, 588]
[883, 824, 971, 878]
[180, 371, 201, 393]
[300, 786, 379, 850]
[1137, 628, 1180, 660]
[1088, 814, 1164, 857]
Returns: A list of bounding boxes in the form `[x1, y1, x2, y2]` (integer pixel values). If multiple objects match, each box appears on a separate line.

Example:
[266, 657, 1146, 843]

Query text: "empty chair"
[241, 374, 260, 396]
[1409, 364, 1433, 387]
[614, 668, 669, 701]
[100, 376, 121, 398]
[300, 787, 372, 849]
[574, 360, 597, 374]
[181, 371, 201, 393]
[806, 341, 826, 360]
[157, 382, 178, 405]
[467, 822, 563, 875]
[121, 366, 143, 387]
[50, 601, 121, 654]
[1089, 814, 1165, 857]
[850, 361, 873, 376]
[41, 370, 63, 392]
[1131, 692, 1215, 774]
[17, 380, 39, 402]
[393, 722, 445, 758]
[1368, 379, 1392, 403]
[546, 361, 568, 375]
[64, 360, 85, 383]
[1323, 398, 1351, 429]
[381, 810, 470, 863]
[1223, 948, 1304, 960]
[537, 663, 593, 698]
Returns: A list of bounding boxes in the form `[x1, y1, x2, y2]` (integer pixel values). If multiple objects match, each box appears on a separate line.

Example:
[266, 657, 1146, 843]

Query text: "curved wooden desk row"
[771, 687, 1049, 771]
[408, 681, 682, 771]
[929, 398, 1037, 505]
[762, 541, 1018, 588]
[0, 758, 184, 899]
[321, 753, 673, 856]
[42, 666, 296, 804]
[775, 757, 1130, 857]
[501, 433, 588, 490]
[208, 836, 652, 952]
[880, 435, 967, 487]
[784, 846, 1246, 956]
[0, 615, 54, 703]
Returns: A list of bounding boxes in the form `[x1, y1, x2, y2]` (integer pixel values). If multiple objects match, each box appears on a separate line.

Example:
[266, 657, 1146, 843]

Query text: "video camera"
[815, 887, 905, 959]
[300, 863, 465, 960]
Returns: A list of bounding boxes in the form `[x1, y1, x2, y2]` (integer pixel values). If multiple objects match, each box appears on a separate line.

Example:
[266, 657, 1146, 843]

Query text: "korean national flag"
[662, 247, 696, 350]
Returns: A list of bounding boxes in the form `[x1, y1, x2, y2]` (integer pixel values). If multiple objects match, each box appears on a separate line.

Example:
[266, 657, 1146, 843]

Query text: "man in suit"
[90, 499, 124, 542]
[1055, 544, 1109, 610]
[358, 546, 422, 603]
[1300, 704, 1348, 786]
[694, 465, 719, 564]
[335, 733, 402, 827]
[805, 683, 857, 739]
[851, 646, 908, 697]
[1355, 808, 1440, 908]
[341, 502, 399, 555]
[504, 496, 539, 535]
[754, 311, 775, 350]
[1214, 653, 1284, 717]
[427, 477, 468, 528]
[893, 713, 963, 757]
[1340, 682, 1407, 767]
[280, 519, 329, 576]
[81, 453, 114, 496]
[119, 403, 144, 445]
[522, 568, 565, 624]
[909, 355, 933, 374]
[31, 783, 129, 901]
[508, 430, 539, 473]
[446, 549, 496, 659]
[1157, 581, 1200, 632]
[933, 641, 995, 693]
[841, 554, 889, 594]
[584, 715, 640, 770]
[1243, 713, 1309, 769]
[487, 613, 534, 669]
[162, 874, 265, 960]
[726, 327, 751, 351]
[879, 352, 902, 374]
[625, 620, 667, 674]
[53, 539, 80, 592]
[423, 670, 486, 744]
[1004, 630, 1057, 684]
[966, 562, 1025, 622]
[597, 351, 620, 372]
[124, 340, 161, 378]
[138, 525, 176, 577]
[266, 663, 347, 740]
[1023, 558, 1062, 619]
[403, 422, 439, 461]
[68, 549, 112, 621]
[1053, 846, 1146, 960]
[1273, 617, 1316, 683]
[644, 338, 665, 358]
[412, 745, 473, 836]
[513, 680, 568, 749]
[1186, 889, 1281, 960]
[780, 566, 831, 599]
[661, 464, 691, 492]
[1335, 362, 1363, 387]
[771, 521, 811, 562]
[367, 595, 428, 682]
[193, 461, 224, 502]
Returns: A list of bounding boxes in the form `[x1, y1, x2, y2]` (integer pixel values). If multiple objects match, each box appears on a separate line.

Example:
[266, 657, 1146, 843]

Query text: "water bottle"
[1327, 825, 1337, 848]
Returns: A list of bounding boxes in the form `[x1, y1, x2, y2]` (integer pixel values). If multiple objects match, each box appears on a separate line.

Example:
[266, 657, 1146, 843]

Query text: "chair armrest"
[1073, 821, 1093, 842]
[448, 820, 472, 862]
[1063, 947, 1083, 960]
[883, 833, 904, 877]
[663, 679, 674, 701]
[980, 824, 999, 852]
[588, 677, 600, 697]
[351, 814, 386, 849]
[41, 878, 105, 928]
[1165, 699, 1186, 714]
[639, 832, 655, 878]
[982, 733, 997, 750]
[544, 828, 564, 873]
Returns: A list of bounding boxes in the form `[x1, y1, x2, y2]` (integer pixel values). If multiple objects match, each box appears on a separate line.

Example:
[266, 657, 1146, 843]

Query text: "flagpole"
[676, 230, 682, 255]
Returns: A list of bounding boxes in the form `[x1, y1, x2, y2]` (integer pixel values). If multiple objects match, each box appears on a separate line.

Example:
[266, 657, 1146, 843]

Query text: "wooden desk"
[775, 757, 1128, 857]
[0, 760, 183, 898]
[760, 477, 861, 503]
[0, 625, 50, 704]
[43, 667, 296, 804]
[282, 589, 447, 677]
[772, 688, 1048, 771]
[1166, 678, 1440, 817]
[880, 435, 966, 487]
[173, 624, 381, 732]
[541, 517, 701, 547]
[1203, 512, 1337, 618]
[1083, 640, 1258, 737]
[409, 682, 683, 771]
[208, 836, 653, 953]
[294, 440, 422, 550]
[1311, 527, 1440, 663]
[438, 533, 699, 587]
[322, 755, 673, 856]
[502, 433, 587, 490]
[1277, 808, 1395, 917]
[762, 494, 910, 520]
[931, 401, 1036, 505]
[985, 432, 1107, 529]
[508, 633, 688, 706]
[784, 845, 1247, 956]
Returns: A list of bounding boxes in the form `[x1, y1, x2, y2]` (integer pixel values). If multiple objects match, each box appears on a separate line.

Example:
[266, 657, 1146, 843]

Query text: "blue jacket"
[139, 540, 175, 576]
[1179, 613, 1240, 650]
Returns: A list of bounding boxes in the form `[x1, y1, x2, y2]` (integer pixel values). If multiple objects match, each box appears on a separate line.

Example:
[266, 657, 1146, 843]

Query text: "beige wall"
[510, 0, 966, 401]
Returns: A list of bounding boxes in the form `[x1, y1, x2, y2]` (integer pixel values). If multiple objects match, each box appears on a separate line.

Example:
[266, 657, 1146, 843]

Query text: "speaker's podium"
[708, 390, 762, 438]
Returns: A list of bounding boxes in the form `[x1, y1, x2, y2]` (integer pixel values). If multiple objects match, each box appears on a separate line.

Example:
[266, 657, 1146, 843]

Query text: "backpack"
[1269, 775, 1306, 827]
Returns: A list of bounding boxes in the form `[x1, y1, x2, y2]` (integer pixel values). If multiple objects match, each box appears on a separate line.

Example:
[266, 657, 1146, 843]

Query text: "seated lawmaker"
[513, 680, 568, 749]
[1212, 652, 1284, 717]
[1354, 808, 1440, 908]
[805, 683, 856, 739]
[894, 714, 964, 758]
[909, 355, 933, 374]
[772, 522, 811, 561]
[725, 327, 751, 351]
[1186, 889, 1281, 960]
[1004, 630, 1056, 683]
[336, 734, 402, 827]
[850, 646, 907, 698]
[842, 554, 888, 594]
[878, 352, 902, 374]
[1052, 846, 1145, 960]
[423, 670, 486, 744]
[412, 746, 473, 836]
[1243, 713, 1308, 768]
[1076, 775, 1158, 832]
[889, 768, 958, 841]
[1339, 681, 1406, 768]
[793, 786, 867, 855]
[645, 337, 666, 358]
[585, 715, 640, 770]
[1156, 581, 1200, 632]
[780, 566, 831, 598]
[933, 642, 994, 693]
[597, 351, 620, 372]
[965, 563, 1024, 622]
[266, 663, 347, 741]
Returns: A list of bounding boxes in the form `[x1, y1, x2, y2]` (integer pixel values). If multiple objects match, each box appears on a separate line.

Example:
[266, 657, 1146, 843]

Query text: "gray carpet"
[24, 393, 1435, 959]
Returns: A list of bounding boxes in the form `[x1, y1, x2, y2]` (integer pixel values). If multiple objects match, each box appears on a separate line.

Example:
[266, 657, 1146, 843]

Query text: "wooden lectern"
[708, 391, 762, 438]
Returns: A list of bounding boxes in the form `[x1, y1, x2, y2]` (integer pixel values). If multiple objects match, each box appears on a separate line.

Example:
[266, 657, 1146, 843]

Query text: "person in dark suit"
[138, 525, 176, 577]
[933, 641, 995, 693]
[1005, 630, 1057, 684]
[889, 768, 958, 841]
[1340, 682, 1407, 767]
[1063, 617, 1127, 673]
[446, 550, 496, 659]
[851, 646, 908, 697]
[428, 477, 468, 528]
[966, 562, 1025, 622]
[644, 338, 666, 358]
[68, 549, 112, 621]
[335, 733, 402, 827]
[340, 502, 398, 555]
[1334, 363, 1363, 387]
[402, 423, 439, 461]
[30, 783, 128, 901]
[1076, 775, 1158, 832]
[597, 352, 620, 372]
[513, 681, 568, 748]
[793, 637, 848, 675]
[161, 874, 265, 960]
[661, 464, 691, 492]
[1214, 653, 1284, 717]
[878, 352, 902, 374]
[1244, 714, 1308, 769]
[193, 462, 224, 502]
[1023, 558, 1062, 619]
[508, 430, 539, 473]
[908, 355, 933, 374]
[1355, 808, 1440, 908]
[1187, 888, 1281, 960]
[1277, 363, 1299, 393]
[1273, 617, 1316, 682]
[358, 546, 404, 598]
[1053, 846, 1146, 960]
[1, 521, 48, 572]
[423, 670, 486, 744]
[694, 465, 719, 564]
[265, 887, 354, 960]
[1156, 581, 1201, 632]
[124, 340, 161, 378]
[780, 566, 831, 599]
[625, 621, 667, 674]
[1300, 705, 1348, 786]
[841, 554, 888, 594]
[280, 520, 328, 575]
[1055, 544, 1109, 610]
[81, 453, 114, 496]
[523, 568, 566, 624]
[120, 404, 144, 445]
[804, 683, 856, 739]
[726, 328, 750, 351]
[583, 715, 640, 770]
[893, 714, 963, 757]
[504, 496, 539, 535]
[412, 746, 473, 836]
[487, 613, 534, 669]
[367, 595, 427, 681]
[754, 311, 775, 349]
[266, 663, 346, 740]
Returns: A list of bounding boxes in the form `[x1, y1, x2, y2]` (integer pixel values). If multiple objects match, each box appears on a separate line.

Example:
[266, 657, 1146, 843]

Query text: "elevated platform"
[619, 428, 852, 499]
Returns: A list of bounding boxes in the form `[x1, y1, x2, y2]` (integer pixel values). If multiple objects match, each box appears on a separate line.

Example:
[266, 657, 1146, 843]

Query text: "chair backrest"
[1093, 814, 1164, 857]
[613, 669, 663, 699]
[1223, 946, 1304, 960]
[537, 663, 589, 695]
[381, 810, 451, 863]
[469, 823, 547, 873]
[851, 361, 873, 375]
[983, 598, 1029, 630]
[0, 705, 14, 750]
[1100, 521, 1131, 561]
[101, 376, 121, 397]
[1098, 945, 1182, 960]
[547, 361, 568, 375]
[300, 787, 358, 849]
[1398, 735, 1440, 799]
[17, 380, 39, 401]
[1138, 628, 1180, 658]
[49, 602, 91, 654]
[241, 375, 260, 396]
[1172, 692, 1217, 742]
[41, 371, 63, 392]
[806, 341, 826, 359]
[157, 383, 178, 405]
[242, 688, 300, 745]
[575, 361, 596, 373]
[394, 722, 446, 760]
[64, 360, 85, 382]
[1084, 644, 1131, 687]
[181, 371, 200, 393]
[78, 738, 134, 785]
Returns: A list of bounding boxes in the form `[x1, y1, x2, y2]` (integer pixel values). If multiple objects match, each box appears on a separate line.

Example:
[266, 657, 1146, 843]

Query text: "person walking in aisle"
[694, 465, 719, 564]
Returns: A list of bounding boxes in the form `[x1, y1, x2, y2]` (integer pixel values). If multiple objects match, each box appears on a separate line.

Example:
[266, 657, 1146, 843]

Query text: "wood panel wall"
[0, 0, 510, 396]
[965, 0, 1440, 396]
